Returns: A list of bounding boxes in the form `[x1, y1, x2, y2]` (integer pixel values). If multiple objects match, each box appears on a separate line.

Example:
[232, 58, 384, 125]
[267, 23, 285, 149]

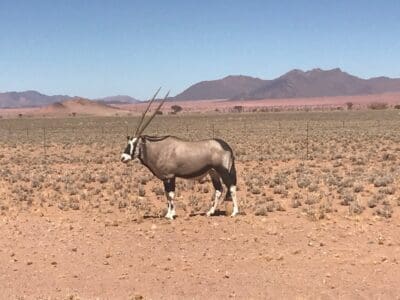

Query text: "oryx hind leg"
[163, 178, 176, 220]
[216, 161, 239, 217]
[207, 170, 223, 216]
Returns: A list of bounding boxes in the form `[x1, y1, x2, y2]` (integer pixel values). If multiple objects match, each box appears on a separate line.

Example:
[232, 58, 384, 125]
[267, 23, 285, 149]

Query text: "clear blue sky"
[1, 0, 399, 99]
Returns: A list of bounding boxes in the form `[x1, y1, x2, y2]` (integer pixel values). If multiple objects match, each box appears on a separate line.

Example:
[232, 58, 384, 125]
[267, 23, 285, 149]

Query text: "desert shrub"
[97, 173, 109, 184]
[254, 206, 268, 216]
[367, 194, 385, 208]
[250, 186, 262, 195]
[171, 105, 183, 114]
[308, 183, 319, 192]
[340, 191, 355, 206]
[273, 185, 287, 196]
[349, 200, 365, 215]
[346, 102, 353, 110]
[304, 205, 325, 221]
[373, 175, 393, 187]
[353, 183, 364, 193]
[394, 104, 400, 109]
[297, 175, 311, 188]
[291, 198, 302, 208]
[304, 194, 320, 205]
[367, 102, 388, 110]
[274, 201, 286, 211]
[138, 185, 146, 197]
[291, 192, 302, 208]
[152, 186, 164, 196]
[232, 105, 244, 113]
[378, 186, 396, 195]
[374, 204, 393, 218]
[382, 153, 396, 161]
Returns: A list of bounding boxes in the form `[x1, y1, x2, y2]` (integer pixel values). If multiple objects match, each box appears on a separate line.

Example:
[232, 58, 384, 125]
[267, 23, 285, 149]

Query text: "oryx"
[120, 88, 239, 219]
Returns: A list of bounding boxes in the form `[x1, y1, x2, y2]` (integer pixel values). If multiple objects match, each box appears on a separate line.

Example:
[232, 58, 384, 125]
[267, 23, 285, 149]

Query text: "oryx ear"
[127, 135, 131, 140]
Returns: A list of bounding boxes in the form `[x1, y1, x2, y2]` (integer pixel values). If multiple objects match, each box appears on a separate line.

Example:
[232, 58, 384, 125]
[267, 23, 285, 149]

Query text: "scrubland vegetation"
[1, 109, 399, 222]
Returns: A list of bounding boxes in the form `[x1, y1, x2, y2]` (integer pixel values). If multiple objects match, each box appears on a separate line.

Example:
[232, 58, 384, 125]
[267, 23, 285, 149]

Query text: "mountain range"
[0, 90, 71, 108]
[0, 91, 140, 109]
[2, 68, 400, 108]
[174, 68, 400, 100]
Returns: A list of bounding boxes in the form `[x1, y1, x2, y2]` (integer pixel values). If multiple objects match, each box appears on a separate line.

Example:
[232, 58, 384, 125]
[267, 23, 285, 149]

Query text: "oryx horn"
[134, 87, 161, 137]
[137, 90, 170, 136]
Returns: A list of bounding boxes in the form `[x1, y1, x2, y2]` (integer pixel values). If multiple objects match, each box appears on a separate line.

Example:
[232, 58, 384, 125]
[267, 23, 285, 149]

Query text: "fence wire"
[0, 113, 400, 162]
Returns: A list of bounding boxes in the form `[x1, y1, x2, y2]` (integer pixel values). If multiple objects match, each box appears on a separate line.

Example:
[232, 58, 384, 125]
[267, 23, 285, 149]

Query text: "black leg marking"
[163, 178, 176, 219]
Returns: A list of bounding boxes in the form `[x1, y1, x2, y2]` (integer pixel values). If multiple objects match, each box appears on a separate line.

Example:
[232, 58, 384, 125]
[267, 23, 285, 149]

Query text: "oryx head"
[121, 88, 169, 163]
[121, 136, 139, 163]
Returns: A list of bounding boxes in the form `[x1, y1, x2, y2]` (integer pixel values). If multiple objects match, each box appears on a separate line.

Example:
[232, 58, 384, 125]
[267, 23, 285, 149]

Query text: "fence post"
[306, 122, 309, 160]
[43, 127, 46, 161]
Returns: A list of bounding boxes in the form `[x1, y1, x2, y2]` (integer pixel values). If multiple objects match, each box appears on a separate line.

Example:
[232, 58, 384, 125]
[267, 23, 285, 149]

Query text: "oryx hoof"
[165, 211, 176, 220]
[230, 209, 239, 217]
[206, 209, 215, 217]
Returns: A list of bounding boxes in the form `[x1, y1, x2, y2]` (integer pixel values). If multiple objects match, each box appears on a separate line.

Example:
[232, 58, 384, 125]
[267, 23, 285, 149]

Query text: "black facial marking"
[123, 143, 132, 155]
[123, 138, 138, 157]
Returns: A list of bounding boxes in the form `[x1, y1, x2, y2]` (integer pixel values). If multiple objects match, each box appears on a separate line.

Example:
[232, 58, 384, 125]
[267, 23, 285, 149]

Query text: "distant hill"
[96, 95, 141, 104]
[173, 69, 400, 101]
[173, 75, 265, 100]
[0, 90, 72, 108]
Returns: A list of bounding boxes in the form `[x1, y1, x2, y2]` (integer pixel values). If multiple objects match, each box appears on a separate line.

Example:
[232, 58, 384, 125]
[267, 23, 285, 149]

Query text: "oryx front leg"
[230, 185, 239, 217]
[165, 192, 176, 219]
[207, 171, 223, 216]
[207, 190, 222, 216]
[163, 178, 176, 220]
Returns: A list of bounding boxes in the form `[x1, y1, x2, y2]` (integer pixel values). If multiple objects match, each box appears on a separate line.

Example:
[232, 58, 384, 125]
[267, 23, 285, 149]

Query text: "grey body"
[140, 136, 232, 180]
[121, 135, 239, 219]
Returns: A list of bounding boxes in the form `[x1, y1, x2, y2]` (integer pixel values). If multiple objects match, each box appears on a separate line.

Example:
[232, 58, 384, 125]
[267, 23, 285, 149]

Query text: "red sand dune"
[1, 92, 399, 118]
[0, 98, 131, 118]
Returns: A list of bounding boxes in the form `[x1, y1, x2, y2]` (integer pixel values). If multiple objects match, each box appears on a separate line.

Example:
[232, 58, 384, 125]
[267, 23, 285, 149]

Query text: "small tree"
[171, 105, 183, 114]
[368, 102, 388, 110]
[233, 105, 244, 113]
[346, 102, 353, 110]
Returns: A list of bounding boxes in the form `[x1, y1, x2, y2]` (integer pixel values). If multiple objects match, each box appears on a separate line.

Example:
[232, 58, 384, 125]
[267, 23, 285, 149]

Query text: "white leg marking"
[207, 190, 222, 216]
[165, 201, 172, 219]
[169, 192, 176, 218]
[230, 186, 239, 217]
[165, 191, 175, 220]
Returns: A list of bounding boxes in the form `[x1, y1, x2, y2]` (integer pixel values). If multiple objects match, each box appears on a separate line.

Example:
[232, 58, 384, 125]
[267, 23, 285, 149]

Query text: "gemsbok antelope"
[120, 89, 239, 219]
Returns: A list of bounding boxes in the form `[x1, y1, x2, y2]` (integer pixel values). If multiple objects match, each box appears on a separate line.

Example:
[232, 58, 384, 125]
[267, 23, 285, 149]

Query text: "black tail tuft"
[213, 138, 237, 201]
[225, 158, 237, 201]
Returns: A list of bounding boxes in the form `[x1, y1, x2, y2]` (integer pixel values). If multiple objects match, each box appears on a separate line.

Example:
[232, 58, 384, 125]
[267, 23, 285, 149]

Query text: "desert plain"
[1, 103, 400, 299]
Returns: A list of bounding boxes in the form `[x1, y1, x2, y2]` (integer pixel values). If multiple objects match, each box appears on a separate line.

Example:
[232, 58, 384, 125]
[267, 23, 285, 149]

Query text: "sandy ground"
[1, 210, 400, 299]
[1, 111, 400, 299]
